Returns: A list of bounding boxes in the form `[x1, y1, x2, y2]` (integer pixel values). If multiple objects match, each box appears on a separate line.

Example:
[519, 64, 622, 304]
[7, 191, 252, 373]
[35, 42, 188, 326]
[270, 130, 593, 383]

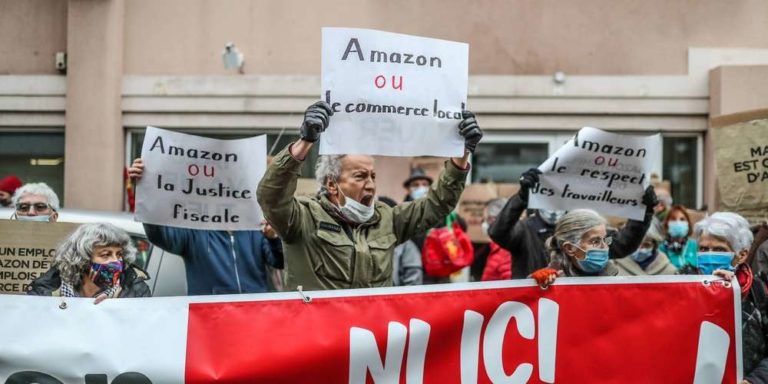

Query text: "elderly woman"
[694, 212, 767, 384]
[612, 219, 678, 276]
[27, 223, 151, 302]
[529, 209, 620, 286]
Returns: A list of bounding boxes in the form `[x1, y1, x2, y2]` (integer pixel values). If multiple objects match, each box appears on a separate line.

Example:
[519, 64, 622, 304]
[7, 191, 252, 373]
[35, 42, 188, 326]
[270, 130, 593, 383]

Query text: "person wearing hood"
[612, 218, 677, 276]
[488, 168, 657, 278]
[695, 212, 767, 384]
[257, 101, 482, 290]
[10, 182, 59, 223]
[0, 175, 22, 207]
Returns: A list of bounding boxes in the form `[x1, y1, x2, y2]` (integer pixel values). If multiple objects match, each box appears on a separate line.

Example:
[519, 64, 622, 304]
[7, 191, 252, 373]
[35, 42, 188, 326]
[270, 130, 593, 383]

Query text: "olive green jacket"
[257, 146, 468, 291]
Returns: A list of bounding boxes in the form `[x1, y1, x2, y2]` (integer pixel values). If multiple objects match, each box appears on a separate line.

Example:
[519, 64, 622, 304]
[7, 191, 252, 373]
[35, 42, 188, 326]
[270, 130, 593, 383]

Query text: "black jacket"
[27, 264, 152, 298]
[744, 278, 768, 383]
[488, 193, 653, 278]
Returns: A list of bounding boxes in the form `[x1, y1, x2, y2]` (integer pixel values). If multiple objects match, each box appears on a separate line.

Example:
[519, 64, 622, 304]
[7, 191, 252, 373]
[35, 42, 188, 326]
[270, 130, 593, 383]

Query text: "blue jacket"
[143, 224, 283, 295]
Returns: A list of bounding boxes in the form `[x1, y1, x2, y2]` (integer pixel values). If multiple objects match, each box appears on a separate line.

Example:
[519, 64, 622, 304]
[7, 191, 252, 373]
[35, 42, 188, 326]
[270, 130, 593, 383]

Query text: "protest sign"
[135, 127, 267, 230]
[0, 276, 741, 383]
[711, 109, 768, 222]
[320, 27, 469, 157]
[0, 220, 79, 294]
[528, 127, 660, 220]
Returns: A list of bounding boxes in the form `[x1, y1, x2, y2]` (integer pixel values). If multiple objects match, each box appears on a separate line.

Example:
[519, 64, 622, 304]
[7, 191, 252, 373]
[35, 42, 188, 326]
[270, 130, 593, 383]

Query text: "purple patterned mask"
[89, 261, 123, 289]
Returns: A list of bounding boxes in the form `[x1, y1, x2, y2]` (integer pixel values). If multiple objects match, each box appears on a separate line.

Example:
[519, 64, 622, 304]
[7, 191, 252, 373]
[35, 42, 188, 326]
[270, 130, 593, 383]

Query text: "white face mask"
[481, 221, 490, 236]
[337, 189, 374, 224]
[16, 214, 51, 222]
[409, 186, 429, 200]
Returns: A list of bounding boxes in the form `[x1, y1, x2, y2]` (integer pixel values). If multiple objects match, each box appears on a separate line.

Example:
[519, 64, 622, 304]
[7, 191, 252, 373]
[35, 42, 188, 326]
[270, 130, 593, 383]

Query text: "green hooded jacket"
[257, 146, 468, 291]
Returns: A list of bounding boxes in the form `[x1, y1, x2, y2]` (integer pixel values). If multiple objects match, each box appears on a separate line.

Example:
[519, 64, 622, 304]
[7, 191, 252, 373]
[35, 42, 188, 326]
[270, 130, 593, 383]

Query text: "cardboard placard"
[0, 220, 80, 294]
[711, 109, 768, 223]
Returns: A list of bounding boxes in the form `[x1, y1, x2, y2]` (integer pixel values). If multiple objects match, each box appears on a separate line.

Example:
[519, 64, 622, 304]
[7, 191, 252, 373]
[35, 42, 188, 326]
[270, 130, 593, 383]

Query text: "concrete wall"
[121, 0, 768, 76]
[0, 0, 67, 75]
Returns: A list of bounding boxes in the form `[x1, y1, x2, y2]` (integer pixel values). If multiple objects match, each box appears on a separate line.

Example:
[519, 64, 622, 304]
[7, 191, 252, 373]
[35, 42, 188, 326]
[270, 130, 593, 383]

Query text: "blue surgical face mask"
[409, 186, 429, 201]
[16, 214, 51, 222]
[697, 252, 735, 275]
[571, 244, 609, 273]
[668, 221, 689, 238]
[631, 247, 655, 263]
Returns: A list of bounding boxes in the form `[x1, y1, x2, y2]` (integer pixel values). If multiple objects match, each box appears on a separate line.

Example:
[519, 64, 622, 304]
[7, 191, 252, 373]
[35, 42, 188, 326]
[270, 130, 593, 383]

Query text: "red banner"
[185, 277, 740, 383]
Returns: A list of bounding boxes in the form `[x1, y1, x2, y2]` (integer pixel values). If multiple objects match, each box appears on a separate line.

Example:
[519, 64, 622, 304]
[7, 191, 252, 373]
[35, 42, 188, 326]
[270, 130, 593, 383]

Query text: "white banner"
[320, 27, 468, 157]
[135, 127, 266, 230]
[528, 127, 661, 220]
[0, 276, 741, 383]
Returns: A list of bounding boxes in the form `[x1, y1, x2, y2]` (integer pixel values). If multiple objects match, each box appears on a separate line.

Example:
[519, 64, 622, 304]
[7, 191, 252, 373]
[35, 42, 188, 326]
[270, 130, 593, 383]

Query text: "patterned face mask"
[89, 260, 124, 289]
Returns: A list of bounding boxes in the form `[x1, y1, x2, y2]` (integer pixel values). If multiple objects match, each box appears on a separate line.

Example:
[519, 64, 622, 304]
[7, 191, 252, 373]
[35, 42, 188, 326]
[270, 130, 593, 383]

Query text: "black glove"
[519, 168, 542, 201]
[642, 186, 658, 213]
[458, 111, 483, 153]
[299, 101, 334, 142]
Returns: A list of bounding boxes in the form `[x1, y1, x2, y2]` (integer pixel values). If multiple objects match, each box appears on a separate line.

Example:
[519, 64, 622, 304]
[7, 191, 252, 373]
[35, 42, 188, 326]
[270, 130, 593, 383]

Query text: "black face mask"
[0, 197, 11, 207]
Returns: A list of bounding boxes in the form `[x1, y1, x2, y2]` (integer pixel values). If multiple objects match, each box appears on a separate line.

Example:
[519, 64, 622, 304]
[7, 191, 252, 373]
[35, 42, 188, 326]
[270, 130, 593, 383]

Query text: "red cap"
[0, 175, 22, 194]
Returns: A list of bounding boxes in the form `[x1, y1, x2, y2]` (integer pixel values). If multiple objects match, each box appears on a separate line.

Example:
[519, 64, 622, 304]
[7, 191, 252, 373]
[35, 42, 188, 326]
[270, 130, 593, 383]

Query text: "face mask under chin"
[335, 186, 374, 224]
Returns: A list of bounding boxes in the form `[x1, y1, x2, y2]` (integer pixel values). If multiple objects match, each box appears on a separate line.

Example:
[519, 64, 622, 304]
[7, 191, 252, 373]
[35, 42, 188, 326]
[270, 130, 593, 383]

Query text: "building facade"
[1, 0, 768, 211]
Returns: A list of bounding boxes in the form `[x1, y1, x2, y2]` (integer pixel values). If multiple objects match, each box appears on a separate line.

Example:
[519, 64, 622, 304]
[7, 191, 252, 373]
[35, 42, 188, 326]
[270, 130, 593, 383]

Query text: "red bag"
[422, 212, 474, 277]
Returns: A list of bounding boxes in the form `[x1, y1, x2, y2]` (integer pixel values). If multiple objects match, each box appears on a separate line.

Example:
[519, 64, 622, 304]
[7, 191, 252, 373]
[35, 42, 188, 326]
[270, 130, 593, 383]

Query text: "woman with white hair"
[27, 223, 151, 302]
[695, 212, 767, 384]
[529, 209, 621, 286]
[612, 218, 678, 276]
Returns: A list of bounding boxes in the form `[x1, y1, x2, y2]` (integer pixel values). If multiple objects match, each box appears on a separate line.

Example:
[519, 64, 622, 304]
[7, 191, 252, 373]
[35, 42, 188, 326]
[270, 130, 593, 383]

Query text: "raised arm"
[256, 101, 333, 242]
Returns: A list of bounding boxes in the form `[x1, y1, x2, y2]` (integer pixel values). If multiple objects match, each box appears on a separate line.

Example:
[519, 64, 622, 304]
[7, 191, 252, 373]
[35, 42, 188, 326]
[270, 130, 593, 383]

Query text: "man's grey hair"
[485, 198, 507, 220]
[12, 182, 60, 211]
[315, 155, 347, 194]
[55, 223, 136, 286]
[694, 212, 754, 252]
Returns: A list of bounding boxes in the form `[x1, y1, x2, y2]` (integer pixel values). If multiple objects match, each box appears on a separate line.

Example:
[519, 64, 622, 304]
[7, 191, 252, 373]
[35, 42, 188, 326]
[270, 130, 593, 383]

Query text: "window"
[0, 132, 65, 203]
[472, 142, 550, 183]
[662, 136, 700, 209]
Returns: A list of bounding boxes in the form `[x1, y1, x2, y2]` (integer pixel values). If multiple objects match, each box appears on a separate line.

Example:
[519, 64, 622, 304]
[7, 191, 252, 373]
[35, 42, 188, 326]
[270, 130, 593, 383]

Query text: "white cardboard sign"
[528, 127, 661, 220]
[135, 127, 266, 230]
[320, 27, 468, 157]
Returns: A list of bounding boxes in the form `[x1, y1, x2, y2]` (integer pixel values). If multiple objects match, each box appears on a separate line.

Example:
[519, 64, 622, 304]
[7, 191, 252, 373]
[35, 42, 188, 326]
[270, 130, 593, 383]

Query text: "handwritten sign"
[320, 27, 468, 157]
[529, 127, 660, 220]
[135, 127, 267, 230]
[0, 220, 79, 294]
[712, 109, 768, 222]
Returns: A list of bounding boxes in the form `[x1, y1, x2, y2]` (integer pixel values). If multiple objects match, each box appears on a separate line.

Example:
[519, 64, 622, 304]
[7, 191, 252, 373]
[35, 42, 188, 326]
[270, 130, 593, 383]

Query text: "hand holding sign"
[458, 110, 483, 153]
[299, 101, 334, 143]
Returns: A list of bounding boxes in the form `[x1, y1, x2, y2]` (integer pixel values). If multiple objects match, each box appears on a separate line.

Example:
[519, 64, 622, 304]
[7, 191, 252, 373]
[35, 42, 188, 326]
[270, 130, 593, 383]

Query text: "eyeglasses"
[15, 202, 52, 213]
[584, 236, 613, 248]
